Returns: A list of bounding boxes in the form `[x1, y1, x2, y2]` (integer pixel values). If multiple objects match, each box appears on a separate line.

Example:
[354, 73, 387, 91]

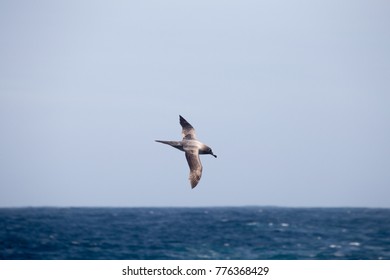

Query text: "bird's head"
[208, 148, 217, 158]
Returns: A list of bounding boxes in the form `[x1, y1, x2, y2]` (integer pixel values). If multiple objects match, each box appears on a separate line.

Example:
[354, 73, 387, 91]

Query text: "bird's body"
[156, 115, 217, 188]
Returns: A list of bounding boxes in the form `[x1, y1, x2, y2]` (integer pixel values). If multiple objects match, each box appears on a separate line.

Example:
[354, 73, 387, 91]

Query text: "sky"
[0, 0, 389, 208]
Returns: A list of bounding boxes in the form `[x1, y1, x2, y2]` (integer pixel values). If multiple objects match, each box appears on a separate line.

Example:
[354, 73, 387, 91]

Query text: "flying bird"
[156, 115, 217, 188]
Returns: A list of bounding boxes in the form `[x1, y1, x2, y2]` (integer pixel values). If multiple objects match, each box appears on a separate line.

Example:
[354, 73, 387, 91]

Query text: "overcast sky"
[1, 0, 389, 207]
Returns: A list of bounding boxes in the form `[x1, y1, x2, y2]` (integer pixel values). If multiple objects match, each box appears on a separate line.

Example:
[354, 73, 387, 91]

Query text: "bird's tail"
[155, 140, 184, 151]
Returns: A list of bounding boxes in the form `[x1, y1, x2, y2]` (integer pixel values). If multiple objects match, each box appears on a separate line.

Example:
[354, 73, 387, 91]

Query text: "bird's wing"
[180, 115, 196, 140]
[185, 149, 202, 189]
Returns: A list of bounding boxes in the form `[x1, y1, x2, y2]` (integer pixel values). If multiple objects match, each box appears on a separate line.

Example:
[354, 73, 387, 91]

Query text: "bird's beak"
[212, 154, 217, 158]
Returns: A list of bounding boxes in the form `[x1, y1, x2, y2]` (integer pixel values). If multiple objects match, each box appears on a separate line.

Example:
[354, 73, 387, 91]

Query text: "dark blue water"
[0, 207, 389, 260]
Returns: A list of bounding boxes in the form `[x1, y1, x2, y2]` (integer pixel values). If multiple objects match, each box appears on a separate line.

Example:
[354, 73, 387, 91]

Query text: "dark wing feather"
[180, 115, 196, 140]
[185, 149, 202, 188]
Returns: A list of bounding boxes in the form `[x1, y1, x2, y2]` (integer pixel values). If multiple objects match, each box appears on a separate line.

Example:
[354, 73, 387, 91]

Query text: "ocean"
[0, 207, 389, 260]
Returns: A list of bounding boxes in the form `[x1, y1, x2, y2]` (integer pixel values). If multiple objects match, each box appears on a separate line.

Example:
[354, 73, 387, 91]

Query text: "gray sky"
[1, 0, 389, 207]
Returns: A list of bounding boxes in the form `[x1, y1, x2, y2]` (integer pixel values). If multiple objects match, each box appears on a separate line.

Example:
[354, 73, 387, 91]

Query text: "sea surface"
[0, 207, 389, 260]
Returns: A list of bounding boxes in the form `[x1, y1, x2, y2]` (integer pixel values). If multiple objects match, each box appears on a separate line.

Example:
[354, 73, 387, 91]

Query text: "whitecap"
[349, 242, 361, 246]
[334, 251, 345, 257]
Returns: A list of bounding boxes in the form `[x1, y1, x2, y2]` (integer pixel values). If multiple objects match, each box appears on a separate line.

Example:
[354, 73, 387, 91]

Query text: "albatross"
[155, 115, 217, 188]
